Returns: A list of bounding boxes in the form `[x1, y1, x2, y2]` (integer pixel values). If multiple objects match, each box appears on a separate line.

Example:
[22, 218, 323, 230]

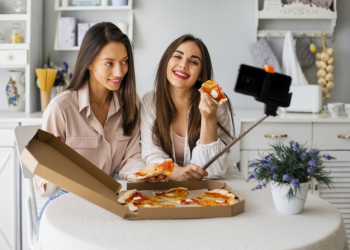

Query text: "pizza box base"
[20, 129, 245, 220]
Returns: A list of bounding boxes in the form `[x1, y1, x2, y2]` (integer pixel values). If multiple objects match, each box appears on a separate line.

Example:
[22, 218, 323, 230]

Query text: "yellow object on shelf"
[35, 68, 58, 111]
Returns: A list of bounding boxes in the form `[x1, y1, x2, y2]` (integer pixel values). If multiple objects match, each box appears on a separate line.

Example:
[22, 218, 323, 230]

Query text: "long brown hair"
[67, 22, 138, 136]
[152, 34, 234, 159]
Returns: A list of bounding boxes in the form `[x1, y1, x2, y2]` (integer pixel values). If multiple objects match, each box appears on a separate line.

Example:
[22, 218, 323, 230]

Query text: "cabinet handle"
[7, 55, 13, 61]
[264, 134, 288, 138]
[338, 135, 350, 139]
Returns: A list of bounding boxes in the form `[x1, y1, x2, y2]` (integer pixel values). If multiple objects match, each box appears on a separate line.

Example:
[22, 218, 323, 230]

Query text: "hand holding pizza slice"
[127, 159, 174, 181]
[199, 80, 228, 106]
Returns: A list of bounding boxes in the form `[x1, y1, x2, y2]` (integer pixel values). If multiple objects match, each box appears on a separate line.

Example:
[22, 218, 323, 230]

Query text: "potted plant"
[247, 140, 334, 214]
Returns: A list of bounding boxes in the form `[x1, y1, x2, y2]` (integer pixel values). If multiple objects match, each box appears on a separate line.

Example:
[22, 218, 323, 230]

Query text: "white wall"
[42, 0, 350, 111]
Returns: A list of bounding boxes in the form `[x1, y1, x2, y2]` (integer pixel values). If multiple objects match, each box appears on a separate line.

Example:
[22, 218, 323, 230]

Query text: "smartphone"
[234, 64, 292, 107]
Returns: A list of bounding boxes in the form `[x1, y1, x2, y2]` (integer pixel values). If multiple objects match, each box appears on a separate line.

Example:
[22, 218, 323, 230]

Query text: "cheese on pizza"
[195, 189, 239, 206]
[153, 187, 188, 204]
[199, 80, 228, 106]
[117, 189, 171, 212]
[128, 159, 175, 180]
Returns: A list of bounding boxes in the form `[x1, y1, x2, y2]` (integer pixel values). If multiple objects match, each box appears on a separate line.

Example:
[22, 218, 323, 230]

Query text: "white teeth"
[175, 72, 188, 78]
[110, 79, 119, 82]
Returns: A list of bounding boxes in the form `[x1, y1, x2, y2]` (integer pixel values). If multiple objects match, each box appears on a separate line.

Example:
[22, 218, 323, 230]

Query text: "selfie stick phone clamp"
[202, 65, 291, 171]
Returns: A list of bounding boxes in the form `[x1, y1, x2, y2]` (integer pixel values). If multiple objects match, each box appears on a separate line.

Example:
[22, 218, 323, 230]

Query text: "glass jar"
[13, 0, 27, 14]
[9, 23, 24, 43]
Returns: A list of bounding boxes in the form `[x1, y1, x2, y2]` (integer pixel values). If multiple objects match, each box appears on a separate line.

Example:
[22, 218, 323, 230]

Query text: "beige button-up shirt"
[34, 82, 145, 196]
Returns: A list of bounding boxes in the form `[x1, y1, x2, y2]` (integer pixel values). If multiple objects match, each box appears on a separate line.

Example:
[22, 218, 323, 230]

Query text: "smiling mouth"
[109, 79, 121, 84]
[174, 71, 189, 78]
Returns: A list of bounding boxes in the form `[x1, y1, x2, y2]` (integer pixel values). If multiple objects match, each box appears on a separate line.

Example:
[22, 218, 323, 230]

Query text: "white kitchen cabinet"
[0, 0, 43, 113]
[236, 110, 350, 247]
[0, 126, 19, 250]
[53, 0, 133, 51]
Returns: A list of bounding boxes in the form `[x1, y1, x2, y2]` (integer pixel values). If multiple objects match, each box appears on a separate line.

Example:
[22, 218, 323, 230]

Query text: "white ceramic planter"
[271, 180, 311, 215]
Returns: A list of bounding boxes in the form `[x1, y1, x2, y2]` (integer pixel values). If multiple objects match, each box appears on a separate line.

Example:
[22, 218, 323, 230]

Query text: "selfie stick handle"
[201, 114, 268, 171]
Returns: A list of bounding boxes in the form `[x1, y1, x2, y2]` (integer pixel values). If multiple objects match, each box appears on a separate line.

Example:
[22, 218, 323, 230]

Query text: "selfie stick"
[202, 65, 290, 171]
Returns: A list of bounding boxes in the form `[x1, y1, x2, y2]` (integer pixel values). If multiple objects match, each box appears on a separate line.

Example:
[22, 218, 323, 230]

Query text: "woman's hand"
[198, 92, 218, 120]
[139, 164, 169, 182]
[169, 164, 208, 181]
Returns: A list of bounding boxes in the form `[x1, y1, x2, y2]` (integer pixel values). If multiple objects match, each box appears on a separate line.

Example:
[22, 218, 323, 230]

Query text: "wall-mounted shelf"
[256, 0, 337, 38]
[53, 0, 133, 51]
[0, 14, 27, 21]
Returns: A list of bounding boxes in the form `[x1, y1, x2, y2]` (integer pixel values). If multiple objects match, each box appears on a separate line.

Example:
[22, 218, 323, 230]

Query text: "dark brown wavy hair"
[152, 34, 234, 159]
[66, 22, 137, 136]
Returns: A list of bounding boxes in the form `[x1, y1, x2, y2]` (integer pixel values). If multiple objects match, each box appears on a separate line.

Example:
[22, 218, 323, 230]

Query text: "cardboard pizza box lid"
[20, 129, 128, 218]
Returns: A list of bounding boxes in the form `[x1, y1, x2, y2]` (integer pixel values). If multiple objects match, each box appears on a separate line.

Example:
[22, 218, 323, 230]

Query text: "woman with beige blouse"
[35, 22, 149, 235]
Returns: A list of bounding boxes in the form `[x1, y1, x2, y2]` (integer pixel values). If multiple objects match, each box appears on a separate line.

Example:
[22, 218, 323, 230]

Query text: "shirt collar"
[78, 81, 121, 115]
[78, 81, 90, 113]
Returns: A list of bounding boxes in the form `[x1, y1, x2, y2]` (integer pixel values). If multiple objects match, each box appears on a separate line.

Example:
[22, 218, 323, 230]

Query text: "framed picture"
[72, 0, 100, 6]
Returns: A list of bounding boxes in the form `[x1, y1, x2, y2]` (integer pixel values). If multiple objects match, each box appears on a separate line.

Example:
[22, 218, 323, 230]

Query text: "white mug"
[344, 104, 350, 117]
[324, 102, 344, 116]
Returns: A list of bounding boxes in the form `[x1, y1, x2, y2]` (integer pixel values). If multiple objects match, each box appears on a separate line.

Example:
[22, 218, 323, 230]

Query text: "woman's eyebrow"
[101, 55, 128, 61]
[175, 50, 201, 61]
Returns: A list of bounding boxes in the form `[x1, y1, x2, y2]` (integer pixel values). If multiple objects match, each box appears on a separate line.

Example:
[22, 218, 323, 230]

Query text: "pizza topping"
[133, 196, 142, 200]
[210, 89, 219, 99]
[128, 159, 175, 180]
[199, 80, 228, 106]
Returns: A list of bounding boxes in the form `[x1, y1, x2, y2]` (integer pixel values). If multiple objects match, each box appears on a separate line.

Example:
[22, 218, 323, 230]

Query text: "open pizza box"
[20, 129, 245, 220]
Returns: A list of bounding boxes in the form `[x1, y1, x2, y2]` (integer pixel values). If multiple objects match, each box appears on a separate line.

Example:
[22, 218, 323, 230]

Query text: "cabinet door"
[316, 151, 350, 244]
[0, 147, 18, 250]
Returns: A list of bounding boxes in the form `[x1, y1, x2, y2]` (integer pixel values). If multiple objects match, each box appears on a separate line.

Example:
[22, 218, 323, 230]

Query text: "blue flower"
[322, 154, 335, 160]
[291, 179, 300, 187]
[283, 174, 291, 182]
[262, 156, 271, 166]
[248, 172, 256, 180]
[308, 159, 317, 167]
[307, 167, 314, 174]
[289, 140, 295, 145]
[293, 142, 300, 151]
[270, 166, 277, 173]
[300, 153, 307, 161]
[250, 162, 257, 168]
[256, 183, 263, 189]
[309, 149, 319, 158]
[273, 173, 278, 180]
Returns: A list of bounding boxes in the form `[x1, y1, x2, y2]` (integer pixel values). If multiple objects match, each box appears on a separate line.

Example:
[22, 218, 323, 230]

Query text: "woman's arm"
[191, 102, 239, 179]
[34, 98, 66, 196]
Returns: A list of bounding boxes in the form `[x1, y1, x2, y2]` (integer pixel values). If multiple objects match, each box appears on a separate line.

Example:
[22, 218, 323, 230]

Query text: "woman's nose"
[179, 60, 188, 70]
[113, 64, 123, 77]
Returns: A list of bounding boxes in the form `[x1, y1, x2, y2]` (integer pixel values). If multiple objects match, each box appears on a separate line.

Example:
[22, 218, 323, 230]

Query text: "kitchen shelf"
[0, 14, 27, 21]
[256, 0, 337, 38]
[53, 0, 133, 51]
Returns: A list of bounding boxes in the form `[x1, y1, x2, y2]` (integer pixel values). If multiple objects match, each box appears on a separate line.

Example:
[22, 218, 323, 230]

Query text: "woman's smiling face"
[166, 40, 202, 91]
[88, 41, 129, 91]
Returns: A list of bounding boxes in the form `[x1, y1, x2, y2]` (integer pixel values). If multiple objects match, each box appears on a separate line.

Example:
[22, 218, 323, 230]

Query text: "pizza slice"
[195, 189, 240, 206]
[127, 159, 175, 180]
[199, 80, 228, 106]
[117, 189, 174, 212]
[153, 187, 188, 204]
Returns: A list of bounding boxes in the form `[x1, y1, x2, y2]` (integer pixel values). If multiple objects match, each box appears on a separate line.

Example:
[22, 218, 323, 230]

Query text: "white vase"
[5, 70, 25, 112]
[271, 180, 311, 215]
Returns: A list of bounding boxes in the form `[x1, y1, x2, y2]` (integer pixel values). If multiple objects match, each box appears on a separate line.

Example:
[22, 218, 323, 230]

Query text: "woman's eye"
[122, 60, 128, 65]
[174, 55, 181, 59]
[191, 61, 198, 65]
[105, 62, 112, 66]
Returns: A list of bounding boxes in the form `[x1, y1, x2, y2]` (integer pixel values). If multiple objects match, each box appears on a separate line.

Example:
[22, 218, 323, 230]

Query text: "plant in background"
[246, 140, 334, 200]
[41, 53, 73, 87]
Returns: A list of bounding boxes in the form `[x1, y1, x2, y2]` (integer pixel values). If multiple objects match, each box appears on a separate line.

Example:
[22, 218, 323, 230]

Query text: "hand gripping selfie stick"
[202, 65, 292, 171]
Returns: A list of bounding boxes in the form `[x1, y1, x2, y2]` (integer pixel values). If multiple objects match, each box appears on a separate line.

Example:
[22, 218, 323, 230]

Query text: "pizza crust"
[117, 189, 138, 204]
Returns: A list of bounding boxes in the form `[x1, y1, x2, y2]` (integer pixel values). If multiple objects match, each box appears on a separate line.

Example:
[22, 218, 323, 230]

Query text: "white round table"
[38, 179, 348, 250]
